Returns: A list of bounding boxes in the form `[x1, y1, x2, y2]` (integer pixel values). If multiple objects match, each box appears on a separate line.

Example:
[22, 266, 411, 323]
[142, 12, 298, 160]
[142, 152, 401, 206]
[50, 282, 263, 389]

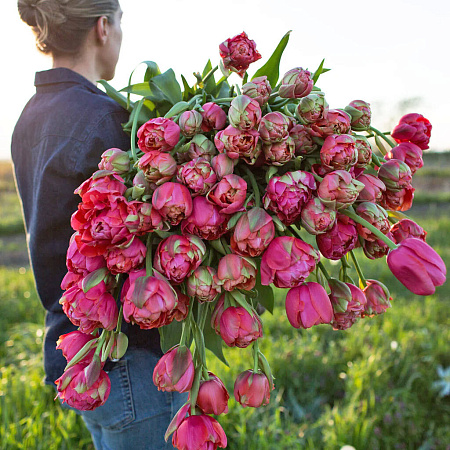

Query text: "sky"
[1, 0, 449, 161]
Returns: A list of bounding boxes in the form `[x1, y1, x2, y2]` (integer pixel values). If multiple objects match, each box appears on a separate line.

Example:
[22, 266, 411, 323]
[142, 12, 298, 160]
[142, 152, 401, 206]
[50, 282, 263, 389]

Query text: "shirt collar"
[34, 68, 106, 95]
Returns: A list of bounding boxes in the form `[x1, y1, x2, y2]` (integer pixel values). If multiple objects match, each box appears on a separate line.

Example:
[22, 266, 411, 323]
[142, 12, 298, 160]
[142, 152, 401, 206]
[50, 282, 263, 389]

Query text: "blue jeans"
[78, 347, 188, 450]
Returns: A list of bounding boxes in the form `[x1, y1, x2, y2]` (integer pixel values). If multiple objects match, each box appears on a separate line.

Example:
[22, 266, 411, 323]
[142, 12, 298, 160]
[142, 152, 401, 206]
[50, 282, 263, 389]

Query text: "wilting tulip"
[316, 213, 358, 260]
[279, 67, 313, 99]
[55, 362, 111, 411]
[356, 173, 386, 203]
[320, 134, 358, 171]
[242, 76, 272, 106]
[219, 31, 261, 77]
[153, 345, 195, 393]
[285, 282, 333, 328]
[345, 100, 371, 131]
[214, 125, 260, 163]
[207, 174, 247, 215]
[122, 269, 178, 329]
[317, 170, 365, 210]
[263, 170, 316, 225]
[98, 148, 130, 174]
[234, 370, 271, 408]
[154, 234, 206, 285]
[177, 158, 217, 196]
[391, 113, 432, 150]
[329, 280, 366, 330]
[187, 266, 221, 303]
[172, 412, 227, 450]
[387, 238, 446, 295]
[378, 159, 412, 191]
[230, 207, 275, 257]
[138, 150, 177, 185]
[389, 218, 427, 244]
[300, 197, 336, 235]
[181, 195, 228, 241]
[197, 372, 229, 415]
[363, 279, 392, 316]
[263, 138, 296, 166]
[216, 254, 257, 291]
[179, 110, 203, 137]
[258, 112, 290, 143]
[105, 236, 146, 275]
[200, 102, 227, 132]
[308, 109, 352, 138]
[296, 93, 329, 124]
[137, 117, 180, 153]
[380, 186, 415, 212]
[289, 124, 318, 155]
[385, 142, 424, 175]
[152, 182, 193, 225]
[261, 236, 320, 288]
[354, 136, 373, 168]
[228, 95, 262, 131]
[354, 202, 390, 241]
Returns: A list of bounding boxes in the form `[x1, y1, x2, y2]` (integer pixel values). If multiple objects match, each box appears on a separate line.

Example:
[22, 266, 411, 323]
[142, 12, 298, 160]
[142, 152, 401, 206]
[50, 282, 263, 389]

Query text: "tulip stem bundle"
[370, 126, 396, 149]
[241, 165, 261, 207]
[145, 233, 153, 275]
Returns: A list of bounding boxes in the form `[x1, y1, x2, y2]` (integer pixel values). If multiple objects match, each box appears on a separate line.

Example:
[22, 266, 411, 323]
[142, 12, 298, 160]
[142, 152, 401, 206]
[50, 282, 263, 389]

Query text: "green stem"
[252, 340, 260, 373]
[370, 126, 396, 149]
[371, 153, 386, 167]
[115, 305, 123, 333]
[146, 234, 153, 275]
[130, 99, 145, 164]
[170, 136, 187, 156]
[94, 329, 109, 358]
[202, 66, 218, 85]
[341, 208, 397, 250]
[312, 172, 324, 183]
[241, 165, 261, 207]
[349, 250, 367, 287]
[268, 90, 279, 100]
[317, 261, 331, 281]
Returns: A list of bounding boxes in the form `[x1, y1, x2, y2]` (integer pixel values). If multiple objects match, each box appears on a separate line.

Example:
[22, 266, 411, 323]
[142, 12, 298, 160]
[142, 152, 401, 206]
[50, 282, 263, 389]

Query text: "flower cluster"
[56, 31, 446, 449]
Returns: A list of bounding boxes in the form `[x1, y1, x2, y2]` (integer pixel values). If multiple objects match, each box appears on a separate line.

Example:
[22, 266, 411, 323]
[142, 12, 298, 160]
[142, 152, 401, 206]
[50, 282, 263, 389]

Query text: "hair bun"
[17, 0, 40, 26]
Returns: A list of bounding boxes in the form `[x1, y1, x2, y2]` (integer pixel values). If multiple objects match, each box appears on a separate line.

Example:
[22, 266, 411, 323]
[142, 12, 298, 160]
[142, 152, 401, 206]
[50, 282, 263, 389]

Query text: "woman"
[12, 1, 184, 448]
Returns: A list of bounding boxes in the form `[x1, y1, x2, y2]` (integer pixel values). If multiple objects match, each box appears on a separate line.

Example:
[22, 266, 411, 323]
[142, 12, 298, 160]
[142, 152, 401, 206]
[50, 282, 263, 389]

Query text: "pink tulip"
[362, 279, 392, 316]
[279, 67, 313, 99]
[137, 117, 180, 153]
[187, 134, 217, 162]
[385, 142, 424, 175]
[296, 93, 329, 124]
[387, 238, 446, 295]
[289, 124, 318, 155]
[65, 233, 106, 276]
[197, 372, 229, 415]
[391, 113, 432, 150]
[167, 288, 190, 323]
[200, 102, 227, 132]
[230, 207, 275, 257]
[74, 170, 127, 200]
[389, 218, 427, 244]
[105, 236, 146, 275]
[125, 201, 164, 236]
[285, 282, 333, 328]
[316, 213, 358, 260]
[329, 280, 366, 330]
[234, 370, 271, 408]
[214, 125, 261, 164]
[300, 197, 336, 235]
[242, 76, 272, 106]
[263, 170, 316, 226]
[216, 254, 257, 292]
[228, 95, 262, 131]
[380, 186, 415, 212]
[56, 330, 97, 364]
[354, 202, 390, 242]
[219, 31, 261, 78]
[362, 233, 392, 260]
[355, 173, 386, 204]
[345, 100, 371, 131]
[187, 266, 221, 303]
[98, 148, 130, 174]
[261, 236, 320, 288]
[177, 158, 217, 196]
[154, 234, 205, 284]
[263, 138, 295, 166]
[378, 159, 412, 192]
[354, 136, 373, 168]
[258, 112, 291, 143]
[153, 345, 195, 393]
[181, 195, 228, 241]
[172, 413, 227, 449]
[122, 268, 178, 329]
[179, 110, 203, 137]
[138, 150, 177, 185]
[320, 134, 358, 171]
[152, 182, 193, 226]
[308, 109, 351, 138]
[207, 174, 247, 215]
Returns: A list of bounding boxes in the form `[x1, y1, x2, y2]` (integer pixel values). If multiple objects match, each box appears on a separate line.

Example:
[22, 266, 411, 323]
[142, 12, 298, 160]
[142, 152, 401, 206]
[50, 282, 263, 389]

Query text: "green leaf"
[159, 319, 183, 354]
[119, 82, 153, 97]
[98, 80, 130, 110]
[142, 61, 161, 81]
[252, 31, 291, 88]
[202, 60, 217, 95]
[164, 101, 190, 119]
[181, 74, 195, 101]
[312, 59, 331, 84]
[151, 69, 183, 106]
[203, 307, 229, 366]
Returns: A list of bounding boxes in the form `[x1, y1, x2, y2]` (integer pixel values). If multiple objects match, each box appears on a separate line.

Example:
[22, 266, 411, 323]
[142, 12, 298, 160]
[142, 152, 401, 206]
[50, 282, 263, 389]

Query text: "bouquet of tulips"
[54, 31, 446, 448]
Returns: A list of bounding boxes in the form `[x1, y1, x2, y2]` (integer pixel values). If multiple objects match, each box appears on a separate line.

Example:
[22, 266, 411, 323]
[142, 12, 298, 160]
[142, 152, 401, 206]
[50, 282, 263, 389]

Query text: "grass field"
[0, 154, 449, 449]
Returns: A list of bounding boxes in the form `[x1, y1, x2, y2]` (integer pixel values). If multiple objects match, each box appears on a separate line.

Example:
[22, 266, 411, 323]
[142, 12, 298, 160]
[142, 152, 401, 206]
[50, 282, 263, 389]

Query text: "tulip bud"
[179, 110, 203, 137]
[98, 148, 130, 174]
[389, 219, 427, 244]
[295, 93, 329, 124]
[242, 76, 272, 106]
[228, 95, 262, 131]
[354, 202, 390, 242]
[385, 142, 423, 175]
[187, 266, 221, 302]
[300, 197, 336, 235]
[279, 67, 313, 99]
[258, 112, 291, 143]
[345, 100, 371, 131]
[188, 134, 217, 161]
[378, 159, 412, 192]
[138, 151, 177, 185]
[320, 134, 358, 171]
[177, 158, 217, 196]
[197, 372, 229, 415]
[110, 332, 128, 360]
[200, 102, 227, 132]
[234, 370, 271, 408]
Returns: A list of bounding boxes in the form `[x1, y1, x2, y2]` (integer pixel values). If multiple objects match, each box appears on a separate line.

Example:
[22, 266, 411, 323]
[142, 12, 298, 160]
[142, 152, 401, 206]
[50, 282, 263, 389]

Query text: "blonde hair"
[18, 0, 119, 55]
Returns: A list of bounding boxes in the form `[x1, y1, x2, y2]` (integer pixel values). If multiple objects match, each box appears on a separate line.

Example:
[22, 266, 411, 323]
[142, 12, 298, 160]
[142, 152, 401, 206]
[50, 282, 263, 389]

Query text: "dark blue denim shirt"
[11, 68, 161, 385]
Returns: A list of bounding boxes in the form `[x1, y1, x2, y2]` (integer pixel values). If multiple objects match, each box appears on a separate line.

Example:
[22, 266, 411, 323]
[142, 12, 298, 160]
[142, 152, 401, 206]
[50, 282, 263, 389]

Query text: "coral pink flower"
[200, 102, 227, 132]
[152, 182, 193, 226]
[261, 236, 320, 288]
[65, 233, 106, 276]
[98, 148, 130, 174]
[55, 362, 110, 411]
[214, 125, 261, 163]
[378, 159, 412, 192]
[345, 99, 371, 131]
[197, 372, 229, 415]
[258, 112, 291, 143]
[74, 170, 127, 201]
[153, 234, 206, 285]
[188, 134, 217, 161]
[207, 174, 247, 215]
[308, 109, 351, 138]
[177, 158, 217, 196]
[234, 370, 271, 408]
[121, 269, 178, 329]
[153, 345, 195, 393]
[138, 150, 177, 185]
[172, 413, 227, 450]
[356, 173, 386, 204]
[385, 142, 424, 175]
[285, 282, 333, 328]
[137, 117, 180, 153]
[320, 134, 358, 171]
[219, 31, 261, 77]
[389, 218, 427, 244]
[362, 233, 393, 260]
[391, 113, 432, 150]
[354, 136, 373, 168]
[362, 279, 392, 316]
[380, 186, 415, 212]
[354, 202, 390, 242]
[56, 330, 97, 365]
[105, 236, 146, 275]
[296, 93, 329, 124]
[211, 154, 235, 180]
[230, 207, 275, 257]
[263, 138, 295, 166]
[181, 196, 228, 241]
[125, 201, 164, 236]
[387, 238, 446, 296]
[289, 124, 318, 155]
[216, 254, 257, 292]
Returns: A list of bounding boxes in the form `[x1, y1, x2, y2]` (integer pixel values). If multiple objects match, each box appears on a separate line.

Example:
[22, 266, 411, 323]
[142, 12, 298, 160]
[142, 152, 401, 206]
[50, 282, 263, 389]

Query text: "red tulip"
[197, 372, 229, 415]
[234, 370, 271, 408]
